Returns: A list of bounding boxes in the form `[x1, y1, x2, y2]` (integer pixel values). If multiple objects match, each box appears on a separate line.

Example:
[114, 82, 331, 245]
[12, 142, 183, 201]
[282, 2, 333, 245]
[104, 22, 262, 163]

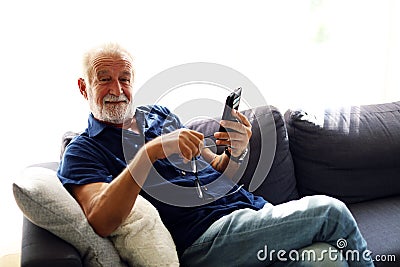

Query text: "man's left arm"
[201, 110, 252, 178]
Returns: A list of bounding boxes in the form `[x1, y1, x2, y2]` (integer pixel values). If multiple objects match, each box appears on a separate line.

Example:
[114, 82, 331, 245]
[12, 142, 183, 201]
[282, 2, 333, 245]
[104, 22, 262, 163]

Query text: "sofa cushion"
[285, 101, 400, 204]
[13, 165, 179, 267]
[13, 165, 126, 267]
[187, 106, 299, 204]
[348, 196, 400, 266]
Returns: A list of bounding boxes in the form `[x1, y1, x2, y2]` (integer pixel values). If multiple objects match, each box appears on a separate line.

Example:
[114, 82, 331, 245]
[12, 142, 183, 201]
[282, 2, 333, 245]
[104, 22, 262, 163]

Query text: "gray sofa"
[284, 102, 400, 266]
[16, 102, 400, 266]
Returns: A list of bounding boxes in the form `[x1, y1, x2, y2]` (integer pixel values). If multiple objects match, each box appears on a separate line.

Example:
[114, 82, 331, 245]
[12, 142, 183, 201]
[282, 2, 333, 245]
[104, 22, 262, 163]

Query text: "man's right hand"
[146, 129, 204, 163]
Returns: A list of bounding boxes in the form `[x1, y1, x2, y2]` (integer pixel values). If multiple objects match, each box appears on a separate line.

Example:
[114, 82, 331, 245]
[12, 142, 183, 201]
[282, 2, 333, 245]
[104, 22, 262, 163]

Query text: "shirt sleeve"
[57, 136, 117, 186]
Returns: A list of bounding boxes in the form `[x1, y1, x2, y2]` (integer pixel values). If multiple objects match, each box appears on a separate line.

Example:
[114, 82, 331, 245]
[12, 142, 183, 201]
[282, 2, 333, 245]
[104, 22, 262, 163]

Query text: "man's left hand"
[214, 110, 252, 157]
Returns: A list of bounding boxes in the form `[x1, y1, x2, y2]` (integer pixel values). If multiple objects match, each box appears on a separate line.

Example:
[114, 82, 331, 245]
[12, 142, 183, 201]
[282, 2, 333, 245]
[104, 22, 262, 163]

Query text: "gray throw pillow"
[13, 166, 126, 266]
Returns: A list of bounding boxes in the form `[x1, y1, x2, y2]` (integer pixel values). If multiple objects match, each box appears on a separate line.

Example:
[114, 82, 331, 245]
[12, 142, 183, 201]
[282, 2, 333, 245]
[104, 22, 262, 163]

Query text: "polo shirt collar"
[87, 113, 108, 137]
[86, 109, 144, 138]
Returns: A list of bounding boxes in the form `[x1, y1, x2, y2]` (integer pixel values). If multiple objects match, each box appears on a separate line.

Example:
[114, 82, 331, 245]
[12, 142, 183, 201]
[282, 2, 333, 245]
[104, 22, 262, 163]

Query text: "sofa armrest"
[21, 216, 82, 267]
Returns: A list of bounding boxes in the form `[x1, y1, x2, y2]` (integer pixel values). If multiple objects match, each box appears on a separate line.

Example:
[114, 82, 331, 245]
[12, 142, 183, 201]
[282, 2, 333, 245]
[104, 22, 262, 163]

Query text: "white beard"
[89, 92, 134, 124]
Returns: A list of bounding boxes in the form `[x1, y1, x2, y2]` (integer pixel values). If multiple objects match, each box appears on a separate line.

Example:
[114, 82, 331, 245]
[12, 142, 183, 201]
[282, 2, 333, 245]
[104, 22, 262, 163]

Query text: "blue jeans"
[180, 195, 374, 267]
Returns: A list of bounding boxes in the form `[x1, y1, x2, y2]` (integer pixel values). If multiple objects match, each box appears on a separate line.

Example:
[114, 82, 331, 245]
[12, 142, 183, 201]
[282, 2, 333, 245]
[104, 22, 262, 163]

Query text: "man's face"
[86, 54, 134, 124]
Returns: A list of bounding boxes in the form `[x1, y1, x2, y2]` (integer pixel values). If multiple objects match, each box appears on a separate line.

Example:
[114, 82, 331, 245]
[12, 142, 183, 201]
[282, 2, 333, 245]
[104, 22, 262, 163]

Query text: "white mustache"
[103, 94, 129, 103]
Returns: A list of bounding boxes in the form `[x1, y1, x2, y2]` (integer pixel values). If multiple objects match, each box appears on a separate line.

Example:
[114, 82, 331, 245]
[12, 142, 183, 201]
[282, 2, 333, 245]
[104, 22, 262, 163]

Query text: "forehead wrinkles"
[91, 55, 133, 77]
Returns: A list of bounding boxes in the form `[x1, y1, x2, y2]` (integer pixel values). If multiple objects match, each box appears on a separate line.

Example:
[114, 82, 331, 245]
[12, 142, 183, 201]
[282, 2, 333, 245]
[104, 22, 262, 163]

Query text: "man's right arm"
[69, 128, 204, 237]
[70, 145, 152, 237]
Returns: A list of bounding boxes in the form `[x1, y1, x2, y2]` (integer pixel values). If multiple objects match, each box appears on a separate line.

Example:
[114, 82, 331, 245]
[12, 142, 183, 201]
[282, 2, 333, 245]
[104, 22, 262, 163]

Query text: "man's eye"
[120, 78, 130, 83]
[99, 77, 111, 82]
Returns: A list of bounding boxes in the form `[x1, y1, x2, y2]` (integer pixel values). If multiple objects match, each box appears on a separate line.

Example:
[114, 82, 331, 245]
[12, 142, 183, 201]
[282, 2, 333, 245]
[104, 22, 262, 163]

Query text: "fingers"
[178, 129, 204, 162]
[215, 131, 247, 151]
[215, 121, 251, 142]
[182, 128, 204, 140]
[215, 110, 252, 157]
[156, 129, 204, 163]
[234, 109, 251, 127]
[217, 113, 247, 135]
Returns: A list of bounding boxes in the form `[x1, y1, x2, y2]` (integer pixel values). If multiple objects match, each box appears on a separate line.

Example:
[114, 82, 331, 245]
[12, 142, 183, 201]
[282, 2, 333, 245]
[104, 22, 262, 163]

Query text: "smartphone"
[218, 87, 242, 133]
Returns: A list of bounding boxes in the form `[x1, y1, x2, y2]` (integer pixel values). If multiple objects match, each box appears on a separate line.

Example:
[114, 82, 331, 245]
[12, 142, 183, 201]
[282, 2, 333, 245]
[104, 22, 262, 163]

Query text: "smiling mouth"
[105, 100, 128, 104]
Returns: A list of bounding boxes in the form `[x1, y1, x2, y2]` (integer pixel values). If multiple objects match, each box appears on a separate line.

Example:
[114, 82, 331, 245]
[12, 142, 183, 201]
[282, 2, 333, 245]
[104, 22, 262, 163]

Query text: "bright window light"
[1, 0, 399, 257]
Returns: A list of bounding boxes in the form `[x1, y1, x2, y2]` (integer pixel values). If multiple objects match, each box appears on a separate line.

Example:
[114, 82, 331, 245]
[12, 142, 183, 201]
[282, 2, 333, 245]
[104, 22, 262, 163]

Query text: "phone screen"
[219, 87, 242, 133]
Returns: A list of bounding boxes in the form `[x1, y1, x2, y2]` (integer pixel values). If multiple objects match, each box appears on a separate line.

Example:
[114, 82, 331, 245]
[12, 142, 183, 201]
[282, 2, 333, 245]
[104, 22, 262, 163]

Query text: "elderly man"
[57, 43, 374, 266]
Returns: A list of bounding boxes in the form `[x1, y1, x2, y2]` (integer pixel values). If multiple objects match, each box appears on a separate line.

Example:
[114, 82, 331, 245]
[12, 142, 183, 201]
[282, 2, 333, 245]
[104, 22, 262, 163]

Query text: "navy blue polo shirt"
[57, 105, 267, 256]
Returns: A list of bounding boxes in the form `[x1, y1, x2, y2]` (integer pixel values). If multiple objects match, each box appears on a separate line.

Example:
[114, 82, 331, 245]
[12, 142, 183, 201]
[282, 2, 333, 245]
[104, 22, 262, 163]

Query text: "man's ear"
[78, 78, 88, 100]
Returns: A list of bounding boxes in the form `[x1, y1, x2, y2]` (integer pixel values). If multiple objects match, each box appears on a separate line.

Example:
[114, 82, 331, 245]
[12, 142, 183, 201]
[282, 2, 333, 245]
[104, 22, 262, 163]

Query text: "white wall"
[1, 0, 399, 257]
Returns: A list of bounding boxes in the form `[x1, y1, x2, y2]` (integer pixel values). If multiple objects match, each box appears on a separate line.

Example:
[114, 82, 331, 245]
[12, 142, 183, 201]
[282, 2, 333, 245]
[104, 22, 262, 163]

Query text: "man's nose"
[109, 80, 123, 96]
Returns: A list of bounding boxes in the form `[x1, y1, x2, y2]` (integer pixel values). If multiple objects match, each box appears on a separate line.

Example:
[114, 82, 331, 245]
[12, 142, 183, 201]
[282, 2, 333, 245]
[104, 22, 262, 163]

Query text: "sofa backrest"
[285, 101, 400, 204]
